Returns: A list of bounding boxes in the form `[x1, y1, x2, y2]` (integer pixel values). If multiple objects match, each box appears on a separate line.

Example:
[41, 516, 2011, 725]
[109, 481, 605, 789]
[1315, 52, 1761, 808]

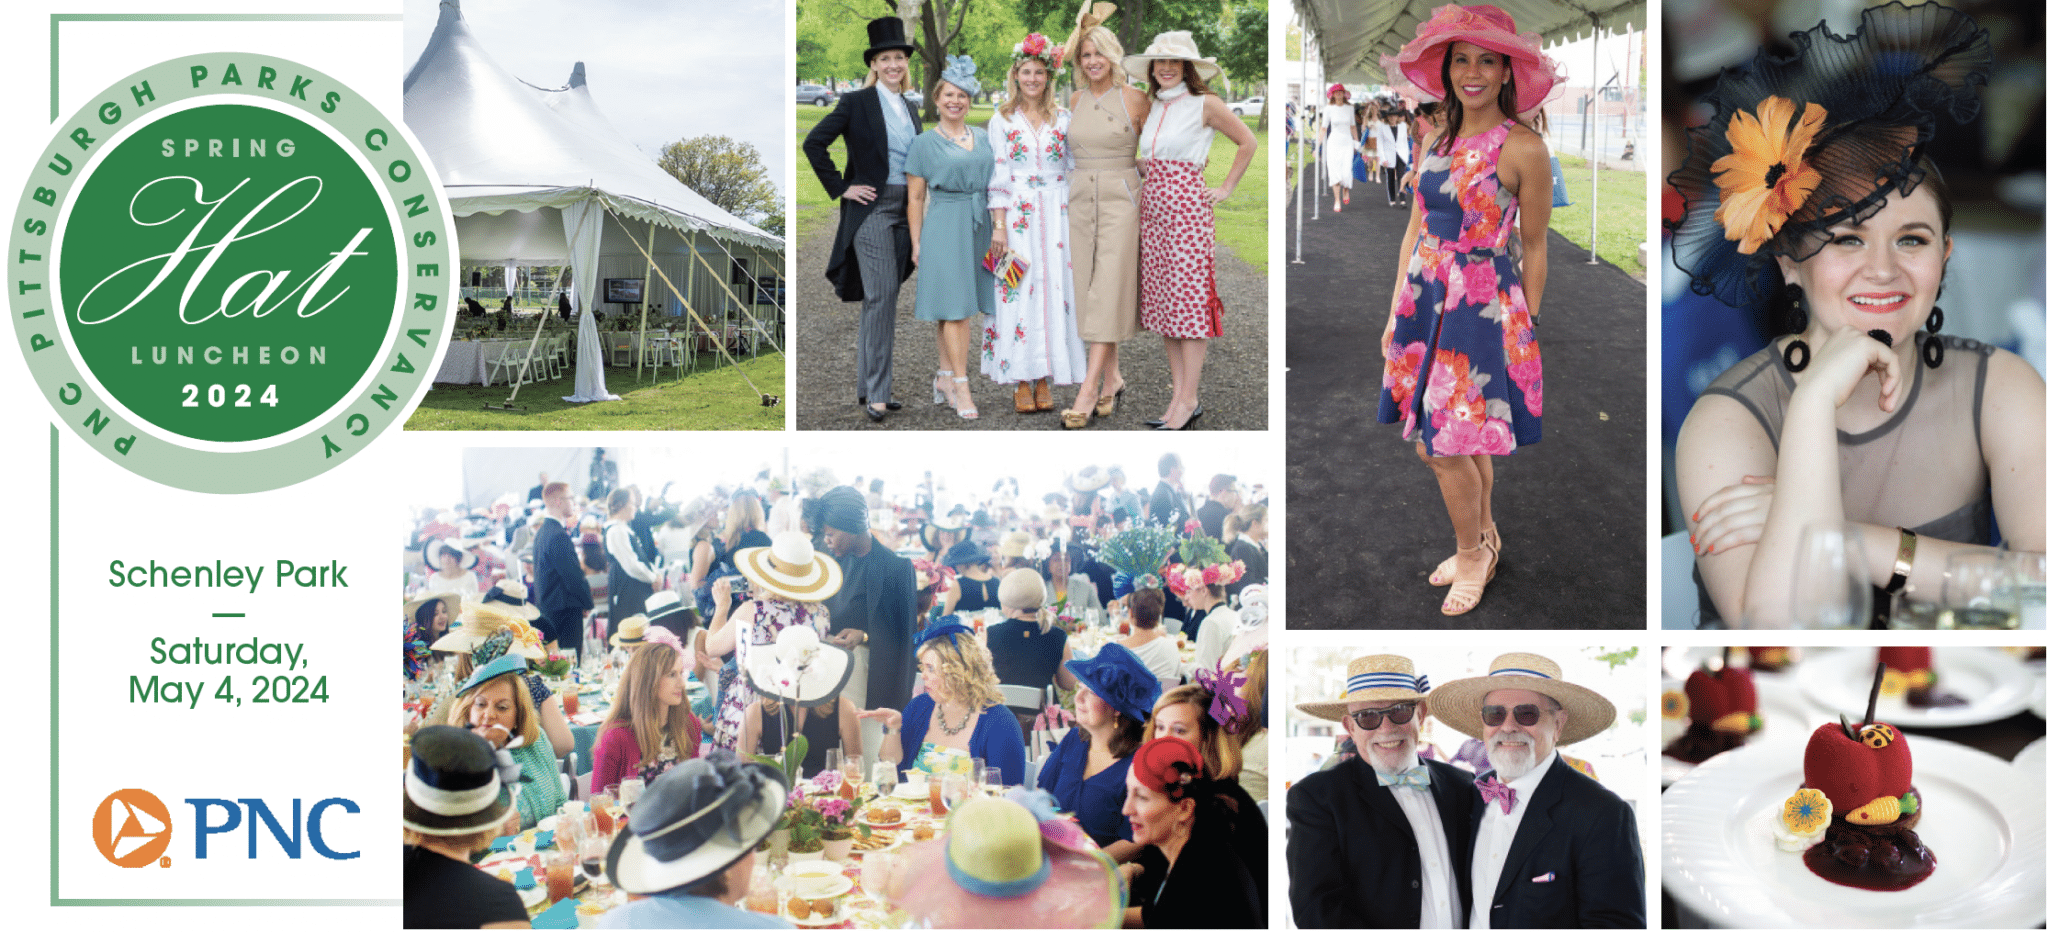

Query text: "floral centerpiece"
[533, 651, 573, 680]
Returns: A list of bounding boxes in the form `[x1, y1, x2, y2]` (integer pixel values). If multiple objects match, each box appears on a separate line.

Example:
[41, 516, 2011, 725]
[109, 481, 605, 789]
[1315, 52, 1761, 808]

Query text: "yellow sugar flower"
[1782, 788, 1831, 835]
[1711, 96, 1828, 254]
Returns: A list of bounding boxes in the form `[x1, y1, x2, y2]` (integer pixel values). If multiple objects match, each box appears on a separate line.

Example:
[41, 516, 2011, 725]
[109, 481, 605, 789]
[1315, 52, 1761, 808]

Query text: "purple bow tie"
[1477, 776, 1516, 814]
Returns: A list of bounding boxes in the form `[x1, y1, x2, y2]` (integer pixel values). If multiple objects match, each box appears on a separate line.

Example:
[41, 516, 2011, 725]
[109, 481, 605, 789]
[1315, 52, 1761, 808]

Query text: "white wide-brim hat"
[736, 531, 844, 603]
[1122, 31, 1222, 83]
[1427, 652, 1615, 746]
[746, 626, 853, 705]
[606, 759, 787, 895]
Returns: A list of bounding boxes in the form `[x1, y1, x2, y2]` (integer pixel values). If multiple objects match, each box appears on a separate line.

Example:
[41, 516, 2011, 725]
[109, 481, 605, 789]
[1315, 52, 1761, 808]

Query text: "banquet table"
[434, 337, 544, 385]
[474, 782, 1018, 928]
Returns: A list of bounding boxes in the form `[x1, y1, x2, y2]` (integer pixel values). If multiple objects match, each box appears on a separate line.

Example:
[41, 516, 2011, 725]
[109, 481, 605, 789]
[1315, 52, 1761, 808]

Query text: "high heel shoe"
[1153, 406, 1202, 430]
[933, 370, 953, 406]
[1430, 525, 1501, 586]
[1145, 405, 1201, 429]
[1441, 539, 1499, 616]
[1034, 378, 1054, 412]
[1060, 408, 1093, 429]
[952, 377, 978, 420]
[1095, 381, 1124, 418]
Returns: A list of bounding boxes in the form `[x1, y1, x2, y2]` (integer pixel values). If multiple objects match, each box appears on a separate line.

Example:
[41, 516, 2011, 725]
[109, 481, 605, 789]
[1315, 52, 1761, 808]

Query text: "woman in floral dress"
[1376, 5, 1557, 615]
[984, 32, 1085, 413]
[699, 532, 840, 752]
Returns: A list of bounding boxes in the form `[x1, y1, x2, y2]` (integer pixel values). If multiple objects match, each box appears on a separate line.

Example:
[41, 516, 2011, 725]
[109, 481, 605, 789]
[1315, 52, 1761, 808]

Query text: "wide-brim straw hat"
[437, 602, 545, 660]
[606, 758, 787, 895]
[404, 591, 464, 631]
[998, 531, 1034, 558]
[423, 537, 478, 571]
[643, 590, 693, 630]
[1065, 465, 1111, 493]
[1122, 31, 1222, 83]
[477, 581, 541, 621]
[1295, 654, 1431, 721]
[1388, 4, 1562, 116]
[610, 614, 654, 649]
[736, 531, 844, 602]
[403, 726, 513, 836]
[1427, 652, 1615, 746]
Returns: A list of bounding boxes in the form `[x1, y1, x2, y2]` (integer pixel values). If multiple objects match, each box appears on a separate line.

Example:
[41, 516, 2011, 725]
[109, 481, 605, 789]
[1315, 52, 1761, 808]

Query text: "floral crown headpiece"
[1665, 1, 1990, 309]
[1013, 33, 1065, 70]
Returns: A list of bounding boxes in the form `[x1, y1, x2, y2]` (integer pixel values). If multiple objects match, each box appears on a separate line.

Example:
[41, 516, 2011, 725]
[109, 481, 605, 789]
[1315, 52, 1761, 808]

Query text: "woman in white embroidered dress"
[985, 32, 1085, 415]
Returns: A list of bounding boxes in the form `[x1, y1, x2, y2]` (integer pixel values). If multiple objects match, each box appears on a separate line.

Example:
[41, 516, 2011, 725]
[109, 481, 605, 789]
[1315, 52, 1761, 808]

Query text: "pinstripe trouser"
[853, 184, 908, 404]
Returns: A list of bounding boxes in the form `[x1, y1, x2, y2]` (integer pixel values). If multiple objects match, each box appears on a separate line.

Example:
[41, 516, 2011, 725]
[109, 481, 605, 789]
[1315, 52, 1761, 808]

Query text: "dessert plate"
[1797, 647, 2034, 728]
[2013, 736, 2045, 776]
[1660, 677, 1822, 786]
[1663, 736, 2045, 927]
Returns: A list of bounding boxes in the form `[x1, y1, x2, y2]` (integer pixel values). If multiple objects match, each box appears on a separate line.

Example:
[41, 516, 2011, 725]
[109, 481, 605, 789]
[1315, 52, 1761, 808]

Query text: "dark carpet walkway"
[1285, 188, 1646, 628]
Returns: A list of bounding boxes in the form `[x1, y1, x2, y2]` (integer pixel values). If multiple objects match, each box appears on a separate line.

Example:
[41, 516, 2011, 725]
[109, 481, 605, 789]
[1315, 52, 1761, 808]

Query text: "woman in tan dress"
[1059, 9, 1149, 429]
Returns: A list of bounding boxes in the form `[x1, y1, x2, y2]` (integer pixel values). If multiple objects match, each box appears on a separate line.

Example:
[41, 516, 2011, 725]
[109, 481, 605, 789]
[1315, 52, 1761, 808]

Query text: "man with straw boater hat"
[1429, 652, 1644, 928]
[1289, 655, 1476, 928]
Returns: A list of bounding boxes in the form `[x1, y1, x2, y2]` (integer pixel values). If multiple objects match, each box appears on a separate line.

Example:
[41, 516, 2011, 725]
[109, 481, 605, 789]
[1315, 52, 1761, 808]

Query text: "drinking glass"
[545, 850, 577, 903]
[872, 760, 898, 799]
[1789, 523, 1872, 629]
[1942, 549, 2019, 629]
[824, 748, 844, 783]
[590, 793, 616, 836]
[941, 773, 973, 812]
[981, 767, 1003, 792]
[2004, 549, 2047, 629]
[619, 777, 646, 809]
[969, 757, 986, 788]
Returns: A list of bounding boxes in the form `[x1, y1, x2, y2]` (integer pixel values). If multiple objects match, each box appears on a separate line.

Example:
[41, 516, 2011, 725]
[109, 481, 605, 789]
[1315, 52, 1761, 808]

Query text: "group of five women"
[806, 12, 1256, 430]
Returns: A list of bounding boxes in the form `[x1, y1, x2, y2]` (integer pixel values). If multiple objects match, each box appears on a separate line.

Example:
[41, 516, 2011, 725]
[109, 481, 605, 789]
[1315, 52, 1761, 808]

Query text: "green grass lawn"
[1550, 155, 1646, 279]
[403, 355, 785, 430]
[796, 101, 1266, 274]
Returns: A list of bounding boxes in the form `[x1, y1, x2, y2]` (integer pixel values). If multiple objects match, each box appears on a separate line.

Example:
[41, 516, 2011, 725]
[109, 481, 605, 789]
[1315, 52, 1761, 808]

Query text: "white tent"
[404, 0, 783, 403]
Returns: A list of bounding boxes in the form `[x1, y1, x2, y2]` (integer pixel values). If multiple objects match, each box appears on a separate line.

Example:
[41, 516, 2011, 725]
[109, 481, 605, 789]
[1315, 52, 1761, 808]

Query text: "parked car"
[795, 84, 837, 107]
[1229, 96, 1264, 118]
[903, 88, 925, 109]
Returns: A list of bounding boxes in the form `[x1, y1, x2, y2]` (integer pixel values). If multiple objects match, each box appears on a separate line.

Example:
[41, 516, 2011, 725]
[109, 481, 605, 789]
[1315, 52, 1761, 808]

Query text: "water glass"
[941, 772, 973, 811]
[1942, 549, 2020, 629]
[1789, 523, 1872, 629]
[981, 766, 1003, 792]
[872, 760, 898, 798]
[824, 748, 844, 782]
[619, 777, 646, 809]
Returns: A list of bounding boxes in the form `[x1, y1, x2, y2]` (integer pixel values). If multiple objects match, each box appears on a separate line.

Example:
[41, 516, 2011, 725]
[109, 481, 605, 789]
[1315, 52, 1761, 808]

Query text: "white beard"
[1363, 739, 1420, 776]
[1487, 734, 1538, 782]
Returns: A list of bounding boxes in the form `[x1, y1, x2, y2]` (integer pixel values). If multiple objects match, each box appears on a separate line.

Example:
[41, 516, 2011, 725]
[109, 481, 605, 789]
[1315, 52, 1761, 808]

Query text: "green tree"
[657, 136, 780, 227]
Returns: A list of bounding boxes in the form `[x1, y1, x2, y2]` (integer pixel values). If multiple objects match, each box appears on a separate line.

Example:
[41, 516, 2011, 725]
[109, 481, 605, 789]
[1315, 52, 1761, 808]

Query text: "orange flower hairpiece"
[1710, 96, 1827, 255]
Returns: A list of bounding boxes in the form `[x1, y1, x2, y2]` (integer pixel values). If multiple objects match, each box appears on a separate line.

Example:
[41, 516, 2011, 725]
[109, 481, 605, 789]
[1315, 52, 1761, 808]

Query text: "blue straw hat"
[1063, 643, 1161, 722]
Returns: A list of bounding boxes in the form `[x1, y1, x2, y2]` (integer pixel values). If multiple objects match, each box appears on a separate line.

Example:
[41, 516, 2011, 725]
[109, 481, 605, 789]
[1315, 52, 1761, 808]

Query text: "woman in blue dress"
[1036, 642, 1156, 862]
[907, 55, 998, 420]
[1375, 5, 1558, 616]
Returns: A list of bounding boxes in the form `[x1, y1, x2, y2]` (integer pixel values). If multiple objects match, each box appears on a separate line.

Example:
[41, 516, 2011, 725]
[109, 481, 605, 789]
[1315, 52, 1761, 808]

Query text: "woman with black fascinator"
[1670, 2, 2044, 627]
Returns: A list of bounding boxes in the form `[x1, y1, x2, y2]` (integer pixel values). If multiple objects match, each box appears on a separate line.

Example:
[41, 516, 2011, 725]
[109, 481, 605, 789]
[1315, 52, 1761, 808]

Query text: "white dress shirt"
[1388, 776, 1464, 929]
[1469, 749, 1560, 930]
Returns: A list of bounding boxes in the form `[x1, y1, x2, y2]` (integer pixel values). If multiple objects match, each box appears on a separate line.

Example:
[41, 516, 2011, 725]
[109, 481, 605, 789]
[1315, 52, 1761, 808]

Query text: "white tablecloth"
[435, 338, 541, 385]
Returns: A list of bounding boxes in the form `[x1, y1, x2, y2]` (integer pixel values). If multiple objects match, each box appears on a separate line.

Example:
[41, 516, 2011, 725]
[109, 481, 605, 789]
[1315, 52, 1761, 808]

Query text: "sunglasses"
[1347, 702, 1419, 730]
[1480, 704, 1547, 728]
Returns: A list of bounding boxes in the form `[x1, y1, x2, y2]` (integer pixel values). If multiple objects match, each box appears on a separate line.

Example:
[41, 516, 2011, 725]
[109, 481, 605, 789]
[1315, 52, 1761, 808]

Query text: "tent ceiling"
[403, 0, 780, 254]
[1295, 0, 1646, 86]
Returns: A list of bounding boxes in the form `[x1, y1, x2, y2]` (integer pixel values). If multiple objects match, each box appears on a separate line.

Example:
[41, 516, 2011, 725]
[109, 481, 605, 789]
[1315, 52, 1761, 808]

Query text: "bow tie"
[1376, 766, 1430, 789]
[1476, 776, 1516, 814]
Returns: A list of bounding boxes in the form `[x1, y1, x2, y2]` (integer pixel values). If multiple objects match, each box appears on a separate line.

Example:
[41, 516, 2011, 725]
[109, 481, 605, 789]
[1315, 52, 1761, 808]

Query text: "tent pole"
[1588, 19, 1602, 266]
[1293, 28, 1308, 264]
[687, 230, 698, 371]
[638, 221, 658, 382]
[614, 220, 776, 405]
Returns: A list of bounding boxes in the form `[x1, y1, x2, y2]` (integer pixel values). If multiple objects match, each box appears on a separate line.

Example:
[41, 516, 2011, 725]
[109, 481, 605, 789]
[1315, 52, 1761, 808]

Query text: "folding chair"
[999, 684, 1043, 739]
[484, 343, 533, 387]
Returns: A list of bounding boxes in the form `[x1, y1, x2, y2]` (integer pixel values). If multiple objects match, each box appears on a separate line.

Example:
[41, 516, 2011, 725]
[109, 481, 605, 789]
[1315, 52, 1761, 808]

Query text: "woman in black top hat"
[804, 18, 923, 423]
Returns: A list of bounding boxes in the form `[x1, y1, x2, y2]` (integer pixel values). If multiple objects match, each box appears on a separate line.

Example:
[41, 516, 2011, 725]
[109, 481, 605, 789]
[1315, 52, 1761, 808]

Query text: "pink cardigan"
[592, 714, 702, 796]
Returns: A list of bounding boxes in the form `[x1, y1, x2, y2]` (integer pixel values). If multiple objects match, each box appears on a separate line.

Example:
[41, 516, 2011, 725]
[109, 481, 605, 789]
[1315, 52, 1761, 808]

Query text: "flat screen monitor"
[604, 278, 644, 303]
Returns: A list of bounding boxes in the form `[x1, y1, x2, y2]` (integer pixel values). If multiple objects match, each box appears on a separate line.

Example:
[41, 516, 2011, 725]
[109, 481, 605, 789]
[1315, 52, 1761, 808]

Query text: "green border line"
[48, 10, 401, 908]
[49, 13, 401, 121]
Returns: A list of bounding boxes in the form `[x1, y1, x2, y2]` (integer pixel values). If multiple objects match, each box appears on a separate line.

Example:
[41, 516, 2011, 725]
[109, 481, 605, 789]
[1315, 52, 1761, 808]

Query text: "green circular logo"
[12, 54, 452, 492]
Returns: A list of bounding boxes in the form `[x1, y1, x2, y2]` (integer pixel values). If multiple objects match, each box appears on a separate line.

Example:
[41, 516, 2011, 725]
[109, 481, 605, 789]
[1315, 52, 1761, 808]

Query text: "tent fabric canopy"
[1296, 0, 1646, 86]
[403, 0, 780, 253]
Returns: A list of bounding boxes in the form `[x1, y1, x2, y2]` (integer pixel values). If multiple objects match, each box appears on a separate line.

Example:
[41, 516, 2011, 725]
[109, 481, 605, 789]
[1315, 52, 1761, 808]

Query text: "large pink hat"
[1388, 5, 1562, 116]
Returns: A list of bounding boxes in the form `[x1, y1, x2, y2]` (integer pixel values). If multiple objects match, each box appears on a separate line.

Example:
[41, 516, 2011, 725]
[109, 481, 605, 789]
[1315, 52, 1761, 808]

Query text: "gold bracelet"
[1885, 528, 1917, 594]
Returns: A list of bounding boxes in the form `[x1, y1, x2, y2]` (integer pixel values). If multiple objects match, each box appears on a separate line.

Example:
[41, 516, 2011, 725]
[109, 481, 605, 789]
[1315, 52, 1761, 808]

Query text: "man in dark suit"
[803, 17, 922, 419]
[1432, 653, 1646, 929]
[1289, 655, 1475, 928]
[526, 472, 548, 508]
[1145, 452, 1192, 530]
[1195, 472, 1239, 539]
[531, 482, 593, 655]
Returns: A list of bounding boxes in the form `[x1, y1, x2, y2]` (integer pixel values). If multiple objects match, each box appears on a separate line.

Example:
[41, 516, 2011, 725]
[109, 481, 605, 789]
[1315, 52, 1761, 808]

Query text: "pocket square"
[1531, 871, 1556, 883]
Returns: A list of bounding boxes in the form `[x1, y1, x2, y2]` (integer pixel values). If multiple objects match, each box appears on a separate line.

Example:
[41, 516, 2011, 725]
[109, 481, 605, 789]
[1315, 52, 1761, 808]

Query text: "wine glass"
[1789, 523, 1872, 629]
[824, 747, 844, 784]
[1942, 549, 2019, 629]
[981, 766, 1003, 793]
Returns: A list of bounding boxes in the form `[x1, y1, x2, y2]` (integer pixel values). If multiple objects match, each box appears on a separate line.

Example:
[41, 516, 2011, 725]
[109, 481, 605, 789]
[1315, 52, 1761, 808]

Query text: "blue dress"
[1376, 121, 1542, 455]
[904, 127, 997, 322]
[1035, 727, 1133, 847]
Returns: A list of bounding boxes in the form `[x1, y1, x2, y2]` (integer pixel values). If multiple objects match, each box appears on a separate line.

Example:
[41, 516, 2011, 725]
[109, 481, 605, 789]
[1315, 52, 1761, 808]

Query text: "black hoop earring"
[1783, 284, 1811, 372]
[1926, 305, 1944, 334]
[1922, 331, 1945, 369]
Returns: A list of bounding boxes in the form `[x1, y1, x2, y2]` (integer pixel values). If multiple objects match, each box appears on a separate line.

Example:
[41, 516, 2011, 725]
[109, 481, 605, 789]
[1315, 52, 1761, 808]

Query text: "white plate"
[1663, 646, 1802, 681]
[1660, 676, 1823, 786]
[2014, 736, 2046, 776]
[1663, 736, 2046, 927]
[786, 873, 854, 900]
[1797, 647, 2034, 727]
[891, 780, 929, 800]
[2030, 671, 2046, 720]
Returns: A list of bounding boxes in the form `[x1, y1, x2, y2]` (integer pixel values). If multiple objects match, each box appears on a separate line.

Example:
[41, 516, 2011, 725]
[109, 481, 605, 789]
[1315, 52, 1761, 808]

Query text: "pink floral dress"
[1377, 121, 1542, 455]
[982, 107, 1084, 384]
[712, 596, 830, 753]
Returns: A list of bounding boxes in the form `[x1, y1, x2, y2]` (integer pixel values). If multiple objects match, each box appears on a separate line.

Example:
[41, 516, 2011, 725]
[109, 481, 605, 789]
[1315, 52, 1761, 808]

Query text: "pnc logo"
[92, 788, 174, 868]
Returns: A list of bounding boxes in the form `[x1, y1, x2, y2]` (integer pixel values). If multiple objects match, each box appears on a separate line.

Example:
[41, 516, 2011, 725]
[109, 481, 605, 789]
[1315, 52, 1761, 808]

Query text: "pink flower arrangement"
[811, 770, 843, 793]
[815, 796, 854, 828]
[1013, 33, 1065, 69]
[1183, 519, 1202, 535]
